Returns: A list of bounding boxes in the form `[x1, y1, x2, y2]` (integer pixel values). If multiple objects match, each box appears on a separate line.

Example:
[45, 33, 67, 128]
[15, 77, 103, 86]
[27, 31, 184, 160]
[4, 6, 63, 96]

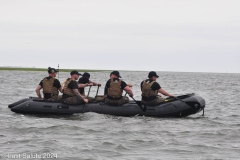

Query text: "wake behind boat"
[8, 93, 205, 118]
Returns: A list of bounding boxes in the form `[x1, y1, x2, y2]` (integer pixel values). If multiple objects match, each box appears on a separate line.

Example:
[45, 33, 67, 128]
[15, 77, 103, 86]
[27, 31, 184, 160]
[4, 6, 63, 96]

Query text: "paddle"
[165, 96, 190, 106]
[95, 86, 100, 97]
[87, 86, 92, 98]
[173, 96, 185, 103]
[123, 84, 146, 111]
[83, 86, 91, 113]
[130, 96, 147, 112]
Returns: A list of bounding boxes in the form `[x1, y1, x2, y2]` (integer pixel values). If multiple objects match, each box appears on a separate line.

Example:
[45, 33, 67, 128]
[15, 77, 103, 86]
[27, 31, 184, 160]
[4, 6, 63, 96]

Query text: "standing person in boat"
[78, 72, 101, 102]
[61, 70, 88, 104]
[141, 71, 174, 106]
[35, 67, 62, 101]
[104, 71, 133, 106]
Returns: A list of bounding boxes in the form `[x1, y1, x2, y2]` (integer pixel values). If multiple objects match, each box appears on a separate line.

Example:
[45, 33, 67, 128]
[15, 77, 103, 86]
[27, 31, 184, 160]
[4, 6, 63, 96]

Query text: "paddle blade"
[136, 101, 147, 112]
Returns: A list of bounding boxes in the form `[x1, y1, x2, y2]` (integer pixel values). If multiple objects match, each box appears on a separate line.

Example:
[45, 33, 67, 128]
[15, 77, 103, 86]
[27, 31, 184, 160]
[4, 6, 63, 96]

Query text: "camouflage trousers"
[95, 95, 106, 102]
[45, 94, 59, 101]
[45, 95, 62, 101]
[141, 96, 164, 106]
[46, 97, 57, 101]
[47, 95, 64, 102]
[62, 96, 85, 105]
[87, 97, 96, 103]
[105, 96, 129, 106]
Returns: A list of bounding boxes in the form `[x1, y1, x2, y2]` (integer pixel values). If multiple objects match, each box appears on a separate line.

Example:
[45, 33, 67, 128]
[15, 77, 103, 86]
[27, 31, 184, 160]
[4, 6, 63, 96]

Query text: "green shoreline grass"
[0, 67, 111, 72]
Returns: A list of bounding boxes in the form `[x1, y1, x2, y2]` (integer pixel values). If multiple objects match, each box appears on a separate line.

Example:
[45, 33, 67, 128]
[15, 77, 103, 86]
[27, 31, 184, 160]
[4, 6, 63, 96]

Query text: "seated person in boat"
[61, 70, 88, 104]
[104, 71, 133, 106]
[35, 67, 62, 101]
[141, 71, 174, 106]
[78, 72, 101, 102]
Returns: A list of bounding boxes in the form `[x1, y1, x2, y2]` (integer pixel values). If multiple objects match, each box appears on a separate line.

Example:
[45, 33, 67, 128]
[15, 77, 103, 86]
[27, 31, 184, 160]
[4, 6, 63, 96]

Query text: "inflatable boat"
[8, 93, 205, 117]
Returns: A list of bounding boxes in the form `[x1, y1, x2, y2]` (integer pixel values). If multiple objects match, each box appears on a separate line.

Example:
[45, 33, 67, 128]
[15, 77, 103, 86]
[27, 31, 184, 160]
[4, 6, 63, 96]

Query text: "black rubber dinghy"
[8, 93, 205, 118]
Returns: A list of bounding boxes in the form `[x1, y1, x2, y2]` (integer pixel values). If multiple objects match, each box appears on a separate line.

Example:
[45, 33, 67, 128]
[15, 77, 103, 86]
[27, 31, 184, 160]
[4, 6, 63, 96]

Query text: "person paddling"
[141, 71, 174, 106]
[78, 72, 101, 102]
[61, 70, 88, 104]
[35, 67, 62, 101]
[104, 71, 133, 106]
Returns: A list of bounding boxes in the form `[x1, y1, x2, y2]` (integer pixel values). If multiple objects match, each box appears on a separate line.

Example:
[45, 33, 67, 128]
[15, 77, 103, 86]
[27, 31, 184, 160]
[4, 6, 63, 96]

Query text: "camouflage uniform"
[95, 95, 106, 102]
[141, 96, 164, 106]
[104, 78, 130, 106]
[61, 78, 85, 104]
[141, 79, 163, 106]
[87, 97, 96, 103]
[105, 96, 129, 106]
[62, 96, 85, 104]
[47, 96, 58, 101]
[41, 77, 60, 101]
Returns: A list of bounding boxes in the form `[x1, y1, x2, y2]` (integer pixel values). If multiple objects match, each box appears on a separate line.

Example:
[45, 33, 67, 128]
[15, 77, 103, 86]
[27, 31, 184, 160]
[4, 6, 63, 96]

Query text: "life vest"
[62, 78, 75, 97]
[141, 80, 158, 98]
[107, 79, 123, 98]
[42, 77, 59, 98]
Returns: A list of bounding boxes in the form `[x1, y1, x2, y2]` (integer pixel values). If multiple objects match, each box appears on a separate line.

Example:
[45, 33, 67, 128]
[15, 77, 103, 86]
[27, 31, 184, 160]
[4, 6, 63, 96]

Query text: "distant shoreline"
[0, 67, 110, 72]
[1, 67, 238, 74]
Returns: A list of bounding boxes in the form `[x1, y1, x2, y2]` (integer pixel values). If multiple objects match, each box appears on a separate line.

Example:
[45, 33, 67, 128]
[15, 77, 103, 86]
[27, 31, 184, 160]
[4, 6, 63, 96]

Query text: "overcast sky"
[0, 0, 239, 73]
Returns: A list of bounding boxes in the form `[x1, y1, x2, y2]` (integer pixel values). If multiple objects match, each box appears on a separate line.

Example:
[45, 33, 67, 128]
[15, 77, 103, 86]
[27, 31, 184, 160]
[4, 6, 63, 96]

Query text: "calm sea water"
[0, 70, 240, 160]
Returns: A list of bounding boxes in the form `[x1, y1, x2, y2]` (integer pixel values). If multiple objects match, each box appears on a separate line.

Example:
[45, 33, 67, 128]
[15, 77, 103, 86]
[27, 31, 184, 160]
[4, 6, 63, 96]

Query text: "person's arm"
[158, 88, 174, 97]
[72, 89, 89, 103]
[78, 79, 94, 88]
[78, 83, 89, 88]
[35, 85, 43, 100]
[87, 82, 93, 86]
[55, 79, 63, 93]
[124, 86, 133, 97]
[89, 80, 101, 86]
